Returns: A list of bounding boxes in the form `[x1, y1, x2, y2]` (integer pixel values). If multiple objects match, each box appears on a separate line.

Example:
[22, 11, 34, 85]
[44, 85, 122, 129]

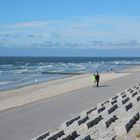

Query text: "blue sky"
[0, 0, 140, 56]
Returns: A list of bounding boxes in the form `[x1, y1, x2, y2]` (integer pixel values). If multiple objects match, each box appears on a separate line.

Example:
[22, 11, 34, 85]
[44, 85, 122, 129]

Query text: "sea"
[0, 56, 140, 91]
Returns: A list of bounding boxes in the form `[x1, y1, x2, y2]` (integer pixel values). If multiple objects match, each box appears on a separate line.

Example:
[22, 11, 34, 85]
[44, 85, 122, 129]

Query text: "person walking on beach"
[35, 78, 38, 84]
[91, 74, 96, 87]
[95, 72, 100, 87]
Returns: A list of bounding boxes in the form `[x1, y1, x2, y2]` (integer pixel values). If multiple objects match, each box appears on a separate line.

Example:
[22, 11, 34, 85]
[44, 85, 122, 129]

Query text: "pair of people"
[91, 73, 100, 87]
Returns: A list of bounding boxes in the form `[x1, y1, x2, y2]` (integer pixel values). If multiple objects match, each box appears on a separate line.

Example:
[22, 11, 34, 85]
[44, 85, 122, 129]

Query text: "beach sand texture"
[0, 66, 139, 112]
[0, 66, 140, 140]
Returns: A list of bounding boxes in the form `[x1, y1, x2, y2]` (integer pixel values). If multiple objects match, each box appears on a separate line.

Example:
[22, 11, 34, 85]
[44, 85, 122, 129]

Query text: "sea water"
[0, 57, 140, 91]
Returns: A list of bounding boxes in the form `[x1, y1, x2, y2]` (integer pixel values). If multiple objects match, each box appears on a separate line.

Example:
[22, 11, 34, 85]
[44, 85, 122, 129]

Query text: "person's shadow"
[98, 85, 110, 88]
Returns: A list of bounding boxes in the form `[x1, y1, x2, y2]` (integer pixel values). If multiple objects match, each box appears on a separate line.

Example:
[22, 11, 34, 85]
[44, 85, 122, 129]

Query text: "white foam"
[0, 81, 11, 85]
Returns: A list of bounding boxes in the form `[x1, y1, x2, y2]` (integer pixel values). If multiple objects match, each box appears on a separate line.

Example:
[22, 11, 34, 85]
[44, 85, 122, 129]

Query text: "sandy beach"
[0, 66, 140, 140]
[0, 66, 139, 112]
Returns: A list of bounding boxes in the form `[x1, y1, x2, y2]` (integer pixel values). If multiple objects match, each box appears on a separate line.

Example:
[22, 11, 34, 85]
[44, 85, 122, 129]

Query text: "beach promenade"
[0, 67, 140, 140]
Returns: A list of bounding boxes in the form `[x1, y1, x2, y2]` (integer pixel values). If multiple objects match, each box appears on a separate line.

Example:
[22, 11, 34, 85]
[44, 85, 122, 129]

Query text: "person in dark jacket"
[95, 72, 100, 87]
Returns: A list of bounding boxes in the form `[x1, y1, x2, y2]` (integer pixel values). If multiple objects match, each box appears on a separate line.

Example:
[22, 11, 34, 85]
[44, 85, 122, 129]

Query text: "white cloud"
[1, 16, 140, 49]
[28, 40, 140, 49]
[4, 21, 48, 28]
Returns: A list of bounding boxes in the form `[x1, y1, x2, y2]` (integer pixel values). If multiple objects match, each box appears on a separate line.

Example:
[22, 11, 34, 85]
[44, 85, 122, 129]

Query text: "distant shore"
[0, 66, 140, 112]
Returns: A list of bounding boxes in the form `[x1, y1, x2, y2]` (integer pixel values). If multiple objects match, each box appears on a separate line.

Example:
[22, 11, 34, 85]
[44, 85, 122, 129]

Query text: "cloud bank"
[0, 16, 140, 49]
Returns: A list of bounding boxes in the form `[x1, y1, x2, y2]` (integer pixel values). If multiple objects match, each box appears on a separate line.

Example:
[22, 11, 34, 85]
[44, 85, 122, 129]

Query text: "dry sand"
[0, 66, 139, 111]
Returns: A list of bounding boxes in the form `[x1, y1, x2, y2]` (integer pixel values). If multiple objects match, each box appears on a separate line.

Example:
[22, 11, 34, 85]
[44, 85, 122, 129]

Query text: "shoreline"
[0, 65, 135, 92]
[0, 66, 140, 112]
